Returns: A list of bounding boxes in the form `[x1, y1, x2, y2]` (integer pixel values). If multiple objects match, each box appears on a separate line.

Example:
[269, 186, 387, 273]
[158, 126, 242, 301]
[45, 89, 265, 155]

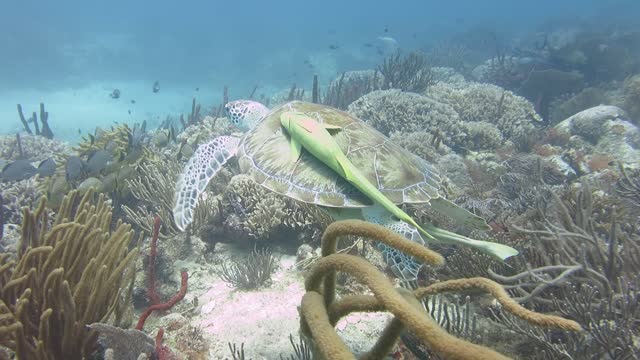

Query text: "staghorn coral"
[0, 189, 139, 360]
[0, 176, 45, 226]
[74, 123, 152, 166]
[0, 133, 71, 162]
[300, 220, 581, 360]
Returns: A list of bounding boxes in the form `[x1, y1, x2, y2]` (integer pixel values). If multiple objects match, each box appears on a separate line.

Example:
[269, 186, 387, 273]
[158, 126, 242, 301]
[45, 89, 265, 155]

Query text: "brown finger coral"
[0, 189, 139, 360]
[300, 220, 581, 360]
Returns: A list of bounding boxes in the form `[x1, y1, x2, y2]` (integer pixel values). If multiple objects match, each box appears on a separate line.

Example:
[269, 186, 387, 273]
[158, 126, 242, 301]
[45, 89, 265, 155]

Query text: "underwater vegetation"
[1, 11, 640, 359]
[0, 190, 138, 359]
[299, 220, 581, 360]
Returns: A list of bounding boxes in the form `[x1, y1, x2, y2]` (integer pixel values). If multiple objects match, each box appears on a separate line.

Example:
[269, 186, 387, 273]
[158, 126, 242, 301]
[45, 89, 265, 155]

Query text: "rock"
[555, 105, 640, 169]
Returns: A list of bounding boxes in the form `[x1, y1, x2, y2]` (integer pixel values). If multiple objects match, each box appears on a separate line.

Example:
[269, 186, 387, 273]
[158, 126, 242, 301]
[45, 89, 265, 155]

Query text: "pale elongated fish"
[279, 111, 518, 261]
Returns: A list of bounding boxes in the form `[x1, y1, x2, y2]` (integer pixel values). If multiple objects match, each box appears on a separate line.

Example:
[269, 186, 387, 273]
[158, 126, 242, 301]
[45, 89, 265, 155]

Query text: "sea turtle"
[173, 100, 517, 279]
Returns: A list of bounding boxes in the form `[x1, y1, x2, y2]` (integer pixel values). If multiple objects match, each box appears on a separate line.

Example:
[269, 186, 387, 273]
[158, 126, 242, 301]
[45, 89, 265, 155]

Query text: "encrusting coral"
[300, 220, 581, 360]
[0, 189, 139, 360]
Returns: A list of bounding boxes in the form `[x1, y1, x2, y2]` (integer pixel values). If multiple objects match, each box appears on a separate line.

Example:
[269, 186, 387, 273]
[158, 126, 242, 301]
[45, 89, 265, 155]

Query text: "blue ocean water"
[0, 0, 638, 140]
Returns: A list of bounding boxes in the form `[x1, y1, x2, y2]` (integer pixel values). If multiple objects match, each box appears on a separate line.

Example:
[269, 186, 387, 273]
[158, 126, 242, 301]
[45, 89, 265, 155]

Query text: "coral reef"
[425, 81, 542, 148]
[136, 216, 188, 331]
[0, 190, 138, 359]
[348, 89, 460, 137]
[300, 220, 581, 359]
[16, 103, 54, 139]
[200, 174, 329, 247]
[216, 247, 277, 289]
[322, 70, 384, 110]
[622, 73, 640, 123]
[176, 115, 236, 149]
[0, 133, 71, 162]
[122, 159, 183, 237]
[0, 176, 45, 228]
[377, 51, 436, 93]
[348, 82, 541, 153]
[489, 185, 639, 358]
[553, 105, 640, 172]
[89, 323, 155, 360]
[548, 87, 610, 124]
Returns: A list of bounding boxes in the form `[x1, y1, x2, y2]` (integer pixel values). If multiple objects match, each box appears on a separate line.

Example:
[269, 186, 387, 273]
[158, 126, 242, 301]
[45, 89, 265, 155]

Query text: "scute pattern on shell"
[237, 101, 442, 208]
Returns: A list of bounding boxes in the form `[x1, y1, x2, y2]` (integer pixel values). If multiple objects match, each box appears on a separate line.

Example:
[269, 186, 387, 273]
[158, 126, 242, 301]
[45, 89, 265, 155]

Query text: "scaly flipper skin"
[173, 100, 269, 231]
[280, 111, 519, 262]
[173, 136, 240, 230]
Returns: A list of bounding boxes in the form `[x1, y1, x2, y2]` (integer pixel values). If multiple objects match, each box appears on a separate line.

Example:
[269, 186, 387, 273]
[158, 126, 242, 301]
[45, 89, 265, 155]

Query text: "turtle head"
[224, 100, 269, 132]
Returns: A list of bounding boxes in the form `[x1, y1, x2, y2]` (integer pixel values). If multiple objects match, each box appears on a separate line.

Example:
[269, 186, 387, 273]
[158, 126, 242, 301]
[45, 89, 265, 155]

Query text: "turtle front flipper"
[173, 136, 240, 231]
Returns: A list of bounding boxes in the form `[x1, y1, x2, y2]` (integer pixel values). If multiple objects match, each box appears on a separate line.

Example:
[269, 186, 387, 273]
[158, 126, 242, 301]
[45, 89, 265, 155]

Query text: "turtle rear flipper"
[173, 136, 240, 230]
[363, 206, 426, 280]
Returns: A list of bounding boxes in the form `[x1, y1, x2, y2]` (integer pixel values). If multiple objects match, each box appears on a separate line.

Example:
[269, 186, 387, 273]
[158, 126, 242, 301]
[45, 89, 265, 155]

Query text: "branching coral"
[122, 159, 183, 237]
[488, 185, 640, 358]
[177, 115, 236, 149]
[0, 189, 139, 360]
[299, 220, 580, 360]
[616, 163, 640, 211]
[378, 51, 436, 93]
[216, 247, 277, 289]
[322, 70, 384, 110]
[206, 175, 329, 245]
[0, 176, 45, 226]
[0, 133, 70, 162]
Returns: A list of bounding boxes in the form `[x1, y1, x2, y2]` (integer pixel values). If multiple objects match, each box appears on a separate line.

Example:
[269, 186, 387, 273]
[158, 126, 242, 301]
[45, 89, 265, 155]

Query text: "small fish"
[128, 110, 131, 115]
[110, 89, 121, 99]
[36, 158, 56, 177]
[85, 150, 113, 175]
[104, 140, 118, 153]
[384, 26, 388, 33]
[65, 156, 85, 182]
[1, 160, 37, 182]
[195, 87, 199, 91]
[131, 99, 136, 104]
[329, 44, 339, 50]
[363, 43, 374, 48]
[78, 128, 82, 134]
[153, 81, 160, 93]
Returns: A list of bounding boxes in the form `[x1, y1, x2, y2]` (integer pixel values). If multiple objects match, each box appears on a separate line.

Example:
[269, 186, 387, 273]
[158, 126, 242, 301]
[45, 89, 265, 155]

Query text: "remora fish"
[279, 111, 518, 261]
